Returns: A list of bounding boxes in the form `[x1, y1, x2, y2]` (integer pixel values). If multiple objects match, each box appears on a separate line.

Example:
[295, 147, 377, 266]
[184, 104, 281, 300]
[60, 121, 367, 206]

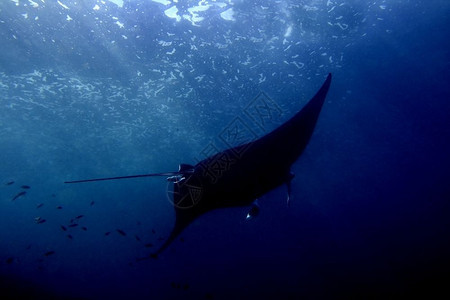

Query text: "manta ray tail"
[64, 171, 180, 184]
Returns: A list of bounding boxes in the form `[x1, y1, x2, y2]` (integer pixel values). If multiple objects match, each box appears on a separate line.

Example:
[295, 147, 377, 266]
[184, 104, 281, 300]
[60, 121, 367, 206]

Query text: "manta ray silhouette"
[65, 73, 332, 258]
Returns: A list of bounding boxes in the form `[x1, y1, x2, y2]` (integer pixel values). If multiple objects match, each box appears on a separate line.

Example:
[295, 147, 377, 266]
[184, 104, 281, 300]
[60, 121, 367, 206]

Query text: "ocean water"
[1, 0, 449, 299]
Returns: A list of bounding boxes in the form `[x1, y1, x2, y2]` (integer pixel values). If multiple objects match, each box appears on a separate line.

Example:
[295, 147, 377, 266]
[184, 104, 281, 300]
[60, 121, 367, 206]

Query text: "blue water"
[1, 0, 449, 299]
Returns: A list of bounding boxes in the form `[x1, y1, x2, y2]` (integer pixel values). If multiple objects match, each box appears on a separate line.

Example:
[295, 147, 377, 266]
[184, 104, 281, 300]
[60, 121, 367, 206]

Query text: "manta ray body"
[154, 73, 332, 257]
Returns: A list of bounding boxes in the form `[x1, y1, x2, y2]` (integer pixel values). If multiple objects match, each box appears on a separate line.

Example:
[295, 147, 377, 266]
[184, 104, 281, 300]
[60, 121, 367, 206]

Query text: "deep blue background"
[1, 0, 449, 299]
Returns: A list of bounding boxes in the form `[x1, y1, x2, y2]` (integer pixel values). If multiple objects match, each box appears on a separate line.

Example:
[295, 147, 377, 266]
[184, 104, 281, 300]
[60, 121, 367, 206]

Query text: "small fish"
[5, 181, 14, 186]
[104, 231, 111, 236]
[75, 215, 84, 219]
[68, 224, 78, 228]
[34, 217, 46, 224]
[60, 225, 67, 231]
[26, 244, 32, 250]
[56, 206, 63, 209]
[116, 229, 127, 236]
[137, 221, 141, 226]
[90, 201, 95, 206]
[51, 194, 56, 197]
[6, 257, 14, 264]
[135, 235, 141, 242]
[67, 234, 73, 240]
[21, 185, 30, 189]
[36, 203, 44, 209]
[183, 284, 189, 290]
[157, 237, 165, 241]
[81, 226, 87, 231]
[144, 243, 153, 248]
[152, 229, 156, 234]
[180, 237, 185, 243]
[44, 251, 55, 256]
[12, 191, 26, 201]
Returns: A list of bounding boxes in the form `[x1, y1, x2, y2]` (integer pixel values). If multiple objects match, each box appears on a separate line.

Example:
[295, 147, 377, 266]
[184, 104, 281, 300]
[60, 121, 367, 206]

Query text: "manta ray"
[65, 73, 332, 258]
